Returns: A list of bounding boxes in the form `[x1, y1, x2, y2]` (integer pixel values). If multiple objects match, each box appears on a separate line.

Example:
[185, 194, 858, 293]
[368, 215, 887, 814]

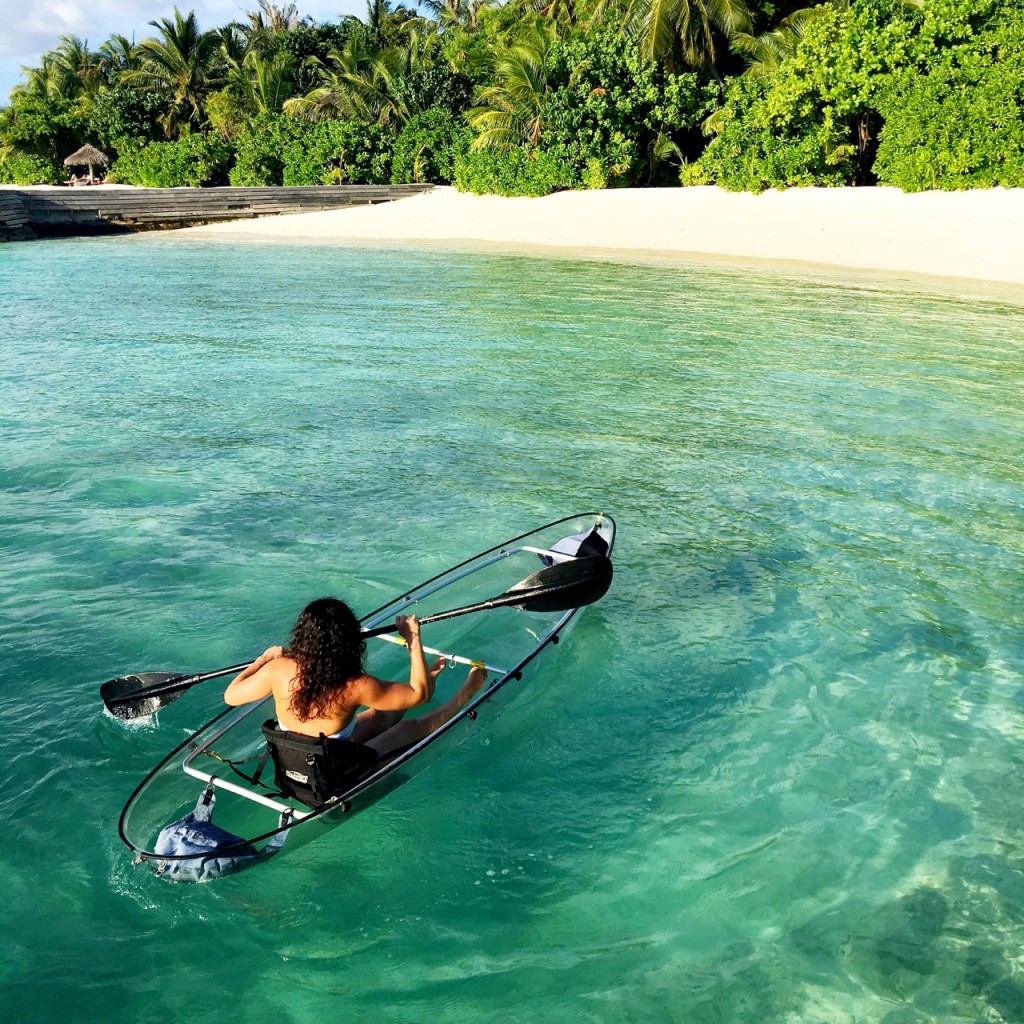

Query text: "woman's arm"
[400, 614, 432, 703]
[224, 646, 284, 706]
[353, 615, 432, 711]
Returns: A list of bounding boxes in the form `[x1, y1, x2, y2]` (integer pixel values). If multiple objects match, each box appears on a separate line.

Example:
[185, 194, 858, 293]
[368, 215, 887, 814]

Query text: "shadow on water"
[788, 861, 1024, 1024]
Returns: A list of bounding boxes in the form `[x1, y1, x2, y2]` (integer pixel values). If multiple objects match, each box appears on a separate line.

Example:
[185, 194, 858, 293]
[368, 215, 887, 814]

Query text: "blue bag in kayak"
[151, 789, 287, 883]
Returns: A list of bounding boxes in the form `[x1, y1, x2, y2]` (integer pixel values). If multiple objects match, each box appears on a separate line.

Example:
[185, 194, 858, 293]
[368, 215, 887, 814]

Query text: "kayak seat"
[260, 720, 380, 808]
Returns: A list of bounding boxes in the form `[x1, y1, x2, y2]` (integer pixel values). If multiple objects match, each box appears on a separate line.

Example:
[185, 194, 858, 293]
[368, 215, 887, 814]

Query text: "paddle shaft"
[102, 553, 611, 715]
[106, 588, 561, 709]
[108, 663, 252, 707]
[359, 581, 575, 638]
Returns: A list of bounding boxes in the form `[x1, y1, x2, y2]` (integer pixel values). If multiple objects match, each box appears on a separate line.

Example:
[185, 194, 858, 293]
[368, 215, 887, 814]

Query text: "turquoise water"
[2, 234, 1024, 1023]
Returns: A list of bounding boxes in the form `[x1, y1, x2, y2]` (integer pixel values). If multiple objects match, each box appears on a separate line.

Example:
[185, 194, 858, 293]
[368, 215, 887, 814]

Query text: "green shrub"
[696, 0, 1024, 191]
[391, 109, 471, 184]
[874, 2, 1024, 189]
[85, 86, 163, 150]
[0, 150, 62, 185]
[541, 35, 717, 188]
[582, 158, 609, 190]
[697, 0, 918, 190]
[229, 113, 287, 185]
[695, 73, 856, 191]
[257, 23, 354, 96]
[454, 146, 572, 197]
[231, 114, 393, 185]
[113, 133, 233, 187]
[0, 94, 84, 183]
[460, 31, 716, 195]
[678, 161, 709, 186]
[393, 66, 474, 118]
[282, 119, 393, 184]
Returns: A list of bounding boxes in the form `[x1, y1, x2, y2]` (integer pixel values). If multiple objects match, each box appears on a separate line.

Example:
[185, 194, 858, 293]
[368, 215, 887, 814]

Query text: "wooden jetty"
[0, 184, 433, 241]
[0, 190, 35, 242]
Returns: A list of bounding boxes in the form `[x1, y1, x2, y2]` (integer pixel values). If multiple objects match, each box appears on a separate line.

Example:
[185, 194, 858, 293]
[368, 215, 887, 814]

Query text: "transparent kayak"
[117, 512, 616, 881]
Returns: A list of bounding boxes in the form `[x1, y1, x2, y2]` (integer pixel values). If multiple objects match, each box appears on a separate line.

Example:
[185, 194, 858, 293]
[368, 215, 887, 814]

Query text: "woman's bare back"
[271, 656, 363, 735]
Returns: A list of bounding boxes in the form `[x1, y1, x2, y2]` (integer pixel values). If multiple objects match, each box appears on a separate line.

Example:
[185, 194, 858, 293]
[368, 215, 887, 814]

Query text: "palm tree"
[15, 37, 102, 101]
[365, 0, 391, 37]
[732, 0, 921, 78]
[246, 1, 314, 34]
[98, 34, 143, 81]
[125, 8, 225, 136]
[217, 24, 251, 67]
[226, 50, 296, 113]
[419, 0, 492, 31]
[284, 36, 376, 121]
[510, 0, 575, 30]
[285, 35, 420, 125]
[353, 46, 413, 125]
[50, 36, 104, 96]
[730, 7, 822, 77]
[468, 27, 555, 149]
[361, 0, 420, 48]
[590, 0, 752, 77]
[14, 35, 107, 106]
[13, 57, 70, 102]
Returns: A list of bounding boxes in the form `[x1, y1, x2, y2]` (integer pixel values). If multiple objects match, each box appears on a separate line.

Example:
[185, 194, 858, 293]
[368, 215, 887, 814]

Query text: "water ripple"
[1, 238, 1023, 1022]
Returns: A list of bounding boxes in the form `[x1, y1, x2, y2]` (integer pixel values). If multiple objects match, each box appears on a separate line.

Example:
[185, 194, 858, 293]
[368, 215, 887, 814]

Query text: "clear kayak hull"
[117, 512, 616, 881]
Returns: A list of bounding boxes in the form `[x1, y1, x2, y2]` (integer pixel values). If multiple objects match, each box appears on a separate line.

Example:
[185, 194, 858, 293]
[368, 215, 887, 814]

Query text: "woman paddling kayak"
[114, 514, 615, 881]
[223, 597, 487, 759]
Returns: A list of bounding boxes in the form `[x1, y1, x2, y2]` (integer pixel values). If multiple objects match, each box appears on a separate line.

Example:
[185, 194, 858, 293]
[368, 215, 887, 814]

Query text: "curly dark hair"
[285, 597, 366, 722]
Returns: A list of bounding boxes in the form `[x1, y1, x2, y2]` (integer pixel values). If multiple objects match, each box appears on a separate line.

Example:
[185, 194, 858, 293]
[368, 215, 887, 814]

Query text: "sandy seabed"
[180, 185, 1024, 292]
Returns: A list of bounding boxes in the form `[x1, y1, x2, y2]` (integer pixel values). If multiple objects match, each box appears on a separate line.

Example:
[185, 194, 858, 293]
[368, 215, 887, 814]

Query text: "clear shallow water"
[2, 235, 1023, 1023]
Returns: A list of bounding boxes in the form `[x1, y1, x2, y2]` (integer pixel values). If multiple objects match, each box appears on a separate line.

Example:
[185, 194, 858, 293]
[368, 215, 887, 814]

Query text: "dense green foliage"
[695, 1, 918, 189]
[873, 0, 1024, 190]
[0, 94, 86, 183]
[694, 0, 1024, 191]
[454, 146, 573, 196]
[86, 86, 165, 150]
[228, 112, 393, 184]
[113, 133, 233, 186]
[391, 109, 471, 185]
[540, 34, 718, 187]
[2, 0, 1022, 193]
[459, 24, 717, 192]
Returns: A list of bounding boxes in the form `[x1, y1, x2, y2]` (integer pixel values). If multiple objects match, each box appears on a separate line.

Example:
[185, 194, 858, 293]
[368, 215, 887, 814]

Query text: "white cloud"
[1, 1, 158, 58]
[0, 1, 365, 102]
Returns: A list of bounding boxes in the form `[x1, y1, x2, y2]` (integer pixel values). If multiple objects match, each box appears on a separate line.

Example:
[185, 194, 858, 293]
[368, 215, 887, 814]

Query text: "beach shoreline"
[178, 184, 1024, 292]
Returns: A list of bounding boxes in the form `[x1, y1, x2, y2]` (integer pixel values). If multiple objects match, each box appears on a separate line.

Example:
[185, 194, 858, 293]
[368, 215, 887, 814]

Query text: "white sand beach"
[183, 185, 1024, 288]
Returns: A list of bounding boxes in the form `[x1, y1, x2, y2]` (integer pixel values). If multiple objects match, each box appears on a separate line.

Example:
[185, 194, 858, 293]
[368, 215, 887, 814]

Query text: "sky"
[0, 0, 365, 103]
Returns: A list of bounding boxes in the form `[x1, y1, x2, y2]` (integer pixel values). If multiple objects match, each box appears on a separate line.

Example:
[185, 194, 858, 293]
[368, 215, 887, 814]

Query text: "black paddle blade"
[503, 555, 613, 612]
[101, 672, 187, 720]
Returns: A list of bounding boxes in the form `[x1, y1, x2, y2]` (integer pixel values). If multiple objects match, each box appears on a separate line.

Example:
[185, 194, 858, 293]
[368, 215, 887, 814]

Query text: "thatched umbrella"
[64, 144, 110, 184]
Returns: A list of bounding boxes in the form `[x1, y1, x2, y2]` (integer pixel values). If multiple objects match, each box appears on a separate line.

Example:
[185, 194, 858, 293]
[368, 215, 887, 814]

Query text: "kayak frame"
[117, 512, 615, 866]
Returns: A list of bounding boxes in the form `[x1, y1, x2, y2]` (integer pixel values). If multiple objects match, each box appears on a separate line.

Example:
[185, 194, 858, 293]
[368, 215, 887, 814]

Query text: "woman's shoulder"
[271, 655, 299, 674]
[269, 656, 299, 688]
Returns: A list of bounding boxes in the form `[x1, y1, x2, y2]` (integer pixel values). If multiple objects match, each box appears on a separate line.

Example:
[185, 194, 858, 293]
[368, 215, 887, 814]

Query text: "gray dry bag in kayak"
[151, 788, 288, 883]
[542, 527, 609, 564]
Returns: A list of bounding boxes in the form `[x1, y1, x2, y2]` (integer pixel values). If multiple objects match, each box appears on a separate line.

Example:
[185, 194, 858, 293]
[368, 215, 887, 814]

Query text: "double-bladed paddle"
[101, 554, 612, 721]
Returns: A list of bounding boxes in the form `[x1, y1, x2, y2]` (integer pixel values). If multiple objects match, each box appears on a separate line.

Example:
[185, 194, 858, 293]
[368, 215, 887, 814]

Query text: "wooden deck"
[0, 184, 434, 240]
[0, 191, 36, 241]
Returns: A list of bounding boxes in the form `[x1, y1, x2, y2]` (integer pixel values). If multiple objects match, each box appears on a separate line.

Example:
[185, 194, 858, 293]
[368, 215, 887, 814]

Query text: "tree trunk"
[854, 110, 880, 186]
